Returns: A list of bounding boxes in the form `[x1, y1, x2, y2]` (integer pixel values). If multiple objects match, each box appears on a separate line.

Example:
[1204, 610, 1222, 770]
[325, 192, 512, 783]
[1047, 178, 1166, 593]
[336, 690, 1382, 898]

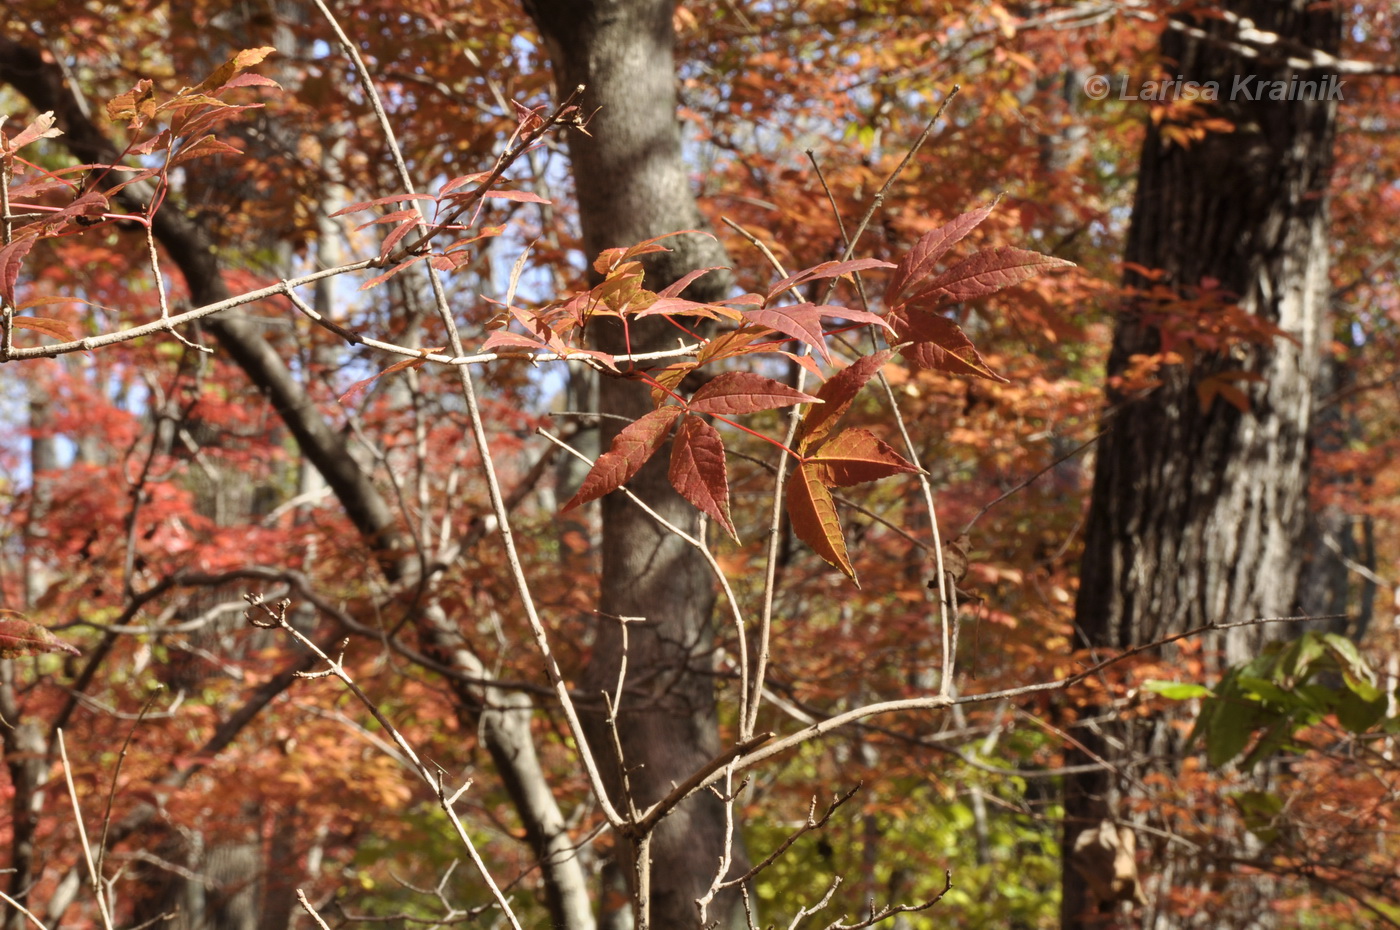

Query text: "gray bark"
[525, 2, 748, 927]
[1064, 2, 1339, 927]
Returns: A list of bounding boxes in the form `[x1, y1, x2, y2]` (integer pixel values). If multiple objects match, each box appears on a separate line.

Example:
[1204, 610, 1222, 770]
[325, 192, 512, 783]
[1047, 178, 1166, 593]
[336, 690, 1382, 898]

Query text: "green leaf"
[1204, 702, 1256, 768]
[1143, 680, 1213, 701]
[1334, 686, 1388, 734]
[1230, 790, 1284, 844]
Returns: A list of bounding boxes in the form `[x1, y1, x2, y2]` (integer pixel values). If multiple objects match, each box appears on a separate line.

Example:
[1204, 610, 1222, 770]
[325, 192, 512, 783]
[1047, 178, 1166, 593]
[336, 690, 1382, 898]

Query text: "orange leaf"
[649, 362, 695, 404]
[696, 327, 766, 365]
[1197, 371, 1263, 414]
[171, 134, 244, 166]
[0, 238, 36, 303]
[189, 46, 277, 97]
[766, 258, 896, 303]
[796, 349, 894, 454]
[11, 316, 75, 341]
[744, 303, 892, 366]
[808, 428, 921, 487]
[786, 464, 855, 582]
[106, 79, 157, 126]
[3, 111, 61, 152]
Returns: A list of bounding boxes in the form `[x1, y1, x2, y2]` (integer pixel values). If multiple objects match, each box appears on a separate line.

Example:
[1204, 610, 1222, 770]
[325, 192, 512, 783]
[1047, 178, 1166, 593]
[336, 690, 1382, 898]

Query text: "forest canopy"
[1, 2, 1398, 929]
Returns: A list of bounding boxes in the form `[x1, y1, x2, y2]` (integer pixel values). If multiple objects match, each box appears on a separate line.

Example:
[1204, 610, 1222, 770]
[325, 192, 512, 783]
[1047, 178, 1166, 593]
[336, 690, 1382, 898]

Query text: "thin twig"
[57, 729, 114, 930]
[245, 596, 524, 930]
[662, 614, 1323, 808]
[722, 217, 806, 743]
[961, 427, 1109, 535]
[95, 692, 161, 881]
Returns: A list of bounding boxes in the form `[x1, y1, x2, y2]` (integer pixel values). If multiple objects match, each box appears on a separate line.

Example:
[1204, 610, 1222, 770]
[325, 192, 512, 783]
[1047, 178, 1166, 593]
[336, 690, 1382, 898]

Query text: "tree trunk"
[525, 2, 747, 927]
[1064, 3, 1339, 927]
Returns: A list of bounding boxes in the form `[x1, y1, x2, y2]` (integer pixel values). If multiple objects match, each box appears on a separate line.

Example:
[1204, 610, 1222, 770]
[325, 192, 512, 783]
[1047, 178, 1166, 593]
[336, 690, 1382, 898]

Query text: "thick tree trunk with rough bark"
[525, 2, 746, 927]
[1063, 3, 1339, 928]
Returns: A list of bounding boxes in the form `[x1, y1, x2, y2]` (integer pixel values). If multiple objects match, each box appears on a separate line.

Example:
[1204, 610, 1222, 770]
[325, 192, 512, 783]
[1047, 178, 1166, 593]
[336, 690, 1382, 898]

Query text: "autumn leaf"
[592, 230, 712, 276]
[0, 611, 80, 659]
[796, 349, 894, 454]
[483, 189, 550, 204]
[786, 464, 855, 582]
[890, 309, 1008, 383]
[1197, 370, 1263, 414]
[669, 415, 736, 539]
[106, 79, 158, 126]
[744, 303, 893, 365]
[337, 349, 445, 405]
[806, 428, 920, 487]
[633, 296, 745, 322]
[188, 46, 277, 97]
[480, 330, 548, 353]
[655, 266, 726, 298]
[649, 363, 696, 404]
[11, 317, 76, 341]
[910, 246, 1074, 305]
[884, 202, 996, 304]
[0, 238, 36, 303]
[563, 406, 684, 511]
[223, 73, 282, 91]
[332, 193, 435, 218]
[2, 111, 62, 152]
[171, 134, 245, 166]
[686, 371, 820, 416]
[766, 258, 896, 303]
[695, 327, 767, 365]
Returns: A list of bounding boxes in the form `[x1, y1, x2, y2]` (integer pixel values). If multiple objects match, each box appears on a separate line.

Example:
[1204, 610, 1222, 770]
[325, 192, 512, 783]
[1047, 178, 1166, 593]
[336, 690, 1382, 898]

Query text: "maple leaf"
[786, 464, 855, 582]
[890, 308, 1009, 383]
[337, 349, 445, 405]
[0, 611, 80, 659]
[686, 371, 820, 416]
[649, 363, 696, 404]
[696, 327, 768, 366]
[655, 266, 726, 298]
[743, 303, 893, 365]
[591, 230, 713, 276]
[669, 415, 736, 539]
[1, 111, 62, 153]
[106, 79, 158, 127]
[1197, 370, 1264, 414]
[796, 349, 894, 455]
[188, 46, 277, 97]
[806, 428, 921, 488]
[171, 135, 245, 166]
[786, 425, 919, 581]
[0, 238, 36, 304]
[10, 317, 76, 341]
[766, 258, 896, 303]
[884, 202, 996, 304]
[909, 246, 1074, 305]
[563, 406, 683, 511]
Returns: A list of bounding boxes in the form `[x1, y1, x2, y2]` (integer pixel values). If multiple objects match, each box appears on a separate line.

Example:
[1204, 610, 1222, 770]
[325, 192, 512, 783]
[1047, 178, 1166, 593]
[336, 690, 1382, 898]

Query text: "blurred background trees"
[1, 1, 1398, 928]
